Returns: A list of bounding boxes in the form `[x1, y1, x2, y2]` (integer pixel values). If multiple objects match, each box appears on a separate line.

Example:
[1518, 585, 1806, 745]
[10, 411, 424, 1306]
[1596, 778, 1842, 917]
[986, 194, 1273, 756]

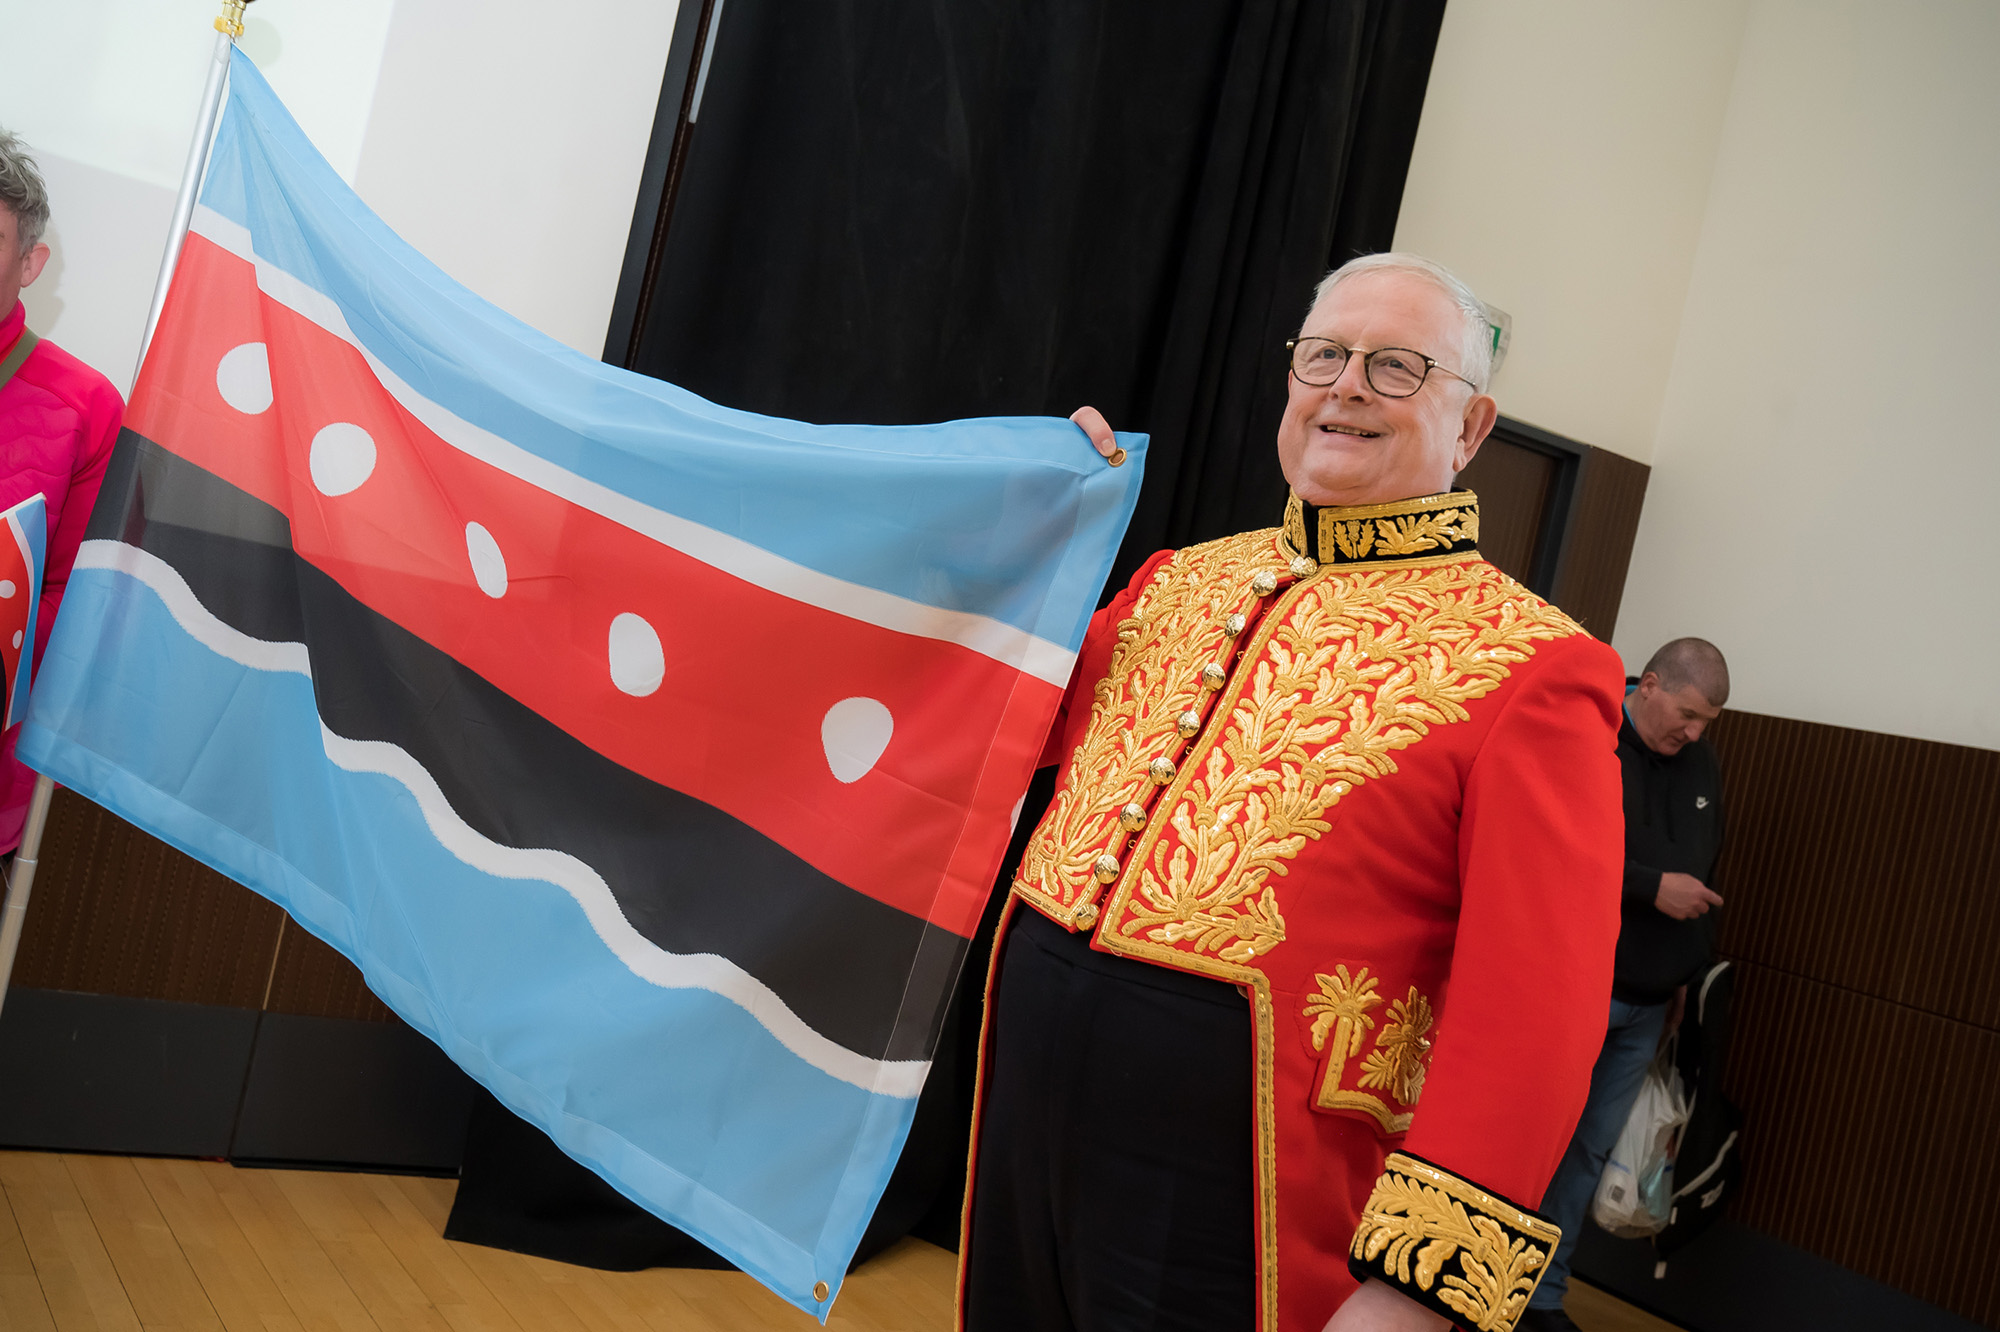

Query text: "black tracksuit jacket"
[1613, 696, 1726, 1005]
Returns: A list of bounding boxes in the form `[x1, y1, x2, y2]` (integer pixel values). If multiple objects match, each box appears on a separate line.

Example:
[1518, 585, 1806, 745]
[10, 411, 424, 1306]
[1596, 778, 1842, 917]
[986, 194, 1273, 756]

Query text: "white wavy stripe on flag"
[73, 538, 931, 1099]
[183, 206, 1075, 690]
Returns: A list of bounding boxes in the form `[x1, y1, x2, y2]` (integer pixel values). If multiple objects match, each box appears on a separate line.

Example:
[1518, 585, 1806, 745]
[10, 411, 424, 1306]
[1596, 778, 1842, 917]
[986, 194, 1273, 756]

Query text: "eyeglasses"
[1284, 337, 1478, 398]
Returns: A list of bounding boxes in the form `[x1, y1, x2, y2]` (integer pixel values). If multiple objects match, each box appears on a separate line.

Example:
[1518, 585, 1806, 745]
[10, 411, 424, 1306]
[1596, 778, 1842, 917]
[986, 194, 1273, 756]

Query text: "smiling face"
[1275, 270, 1497, 507]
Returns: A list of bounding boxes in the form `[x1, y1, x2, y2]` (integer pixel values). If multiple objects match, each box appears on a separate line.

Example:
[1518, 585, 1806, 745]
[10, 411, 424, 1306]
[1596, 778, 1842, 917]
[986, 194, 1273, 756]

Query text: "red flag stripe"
[126, 233, 1056, 937]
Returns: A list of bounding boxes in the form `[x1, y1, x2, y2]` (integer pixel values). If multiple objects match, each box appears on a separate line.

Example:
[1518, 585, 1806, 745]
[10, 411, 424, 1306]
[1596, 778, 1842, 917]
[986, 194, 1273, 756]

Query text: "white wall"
[0, 0, 679, 384]
[0, 0, 396, 383]
[1613, 0, 2000, 749]
[1394, 0, 1751, 464]
[353, 0, 681, 356]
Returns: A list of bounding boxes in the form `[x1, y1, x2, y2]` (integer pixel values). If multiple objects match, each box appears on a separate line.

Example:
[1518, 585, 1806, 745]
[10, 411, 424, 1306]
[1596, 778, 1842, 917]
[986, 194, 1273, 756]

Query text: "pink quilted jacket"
[0, 299, 123, 850]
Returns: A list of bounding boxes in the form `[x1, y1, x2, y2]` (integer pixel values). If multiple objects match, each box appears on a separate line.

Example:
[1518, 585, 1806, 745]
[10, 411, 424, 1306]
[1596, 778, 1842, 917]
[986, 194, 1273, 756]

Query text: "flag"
[18, 48, 1143, 1316]
[0, 493, 46, 728]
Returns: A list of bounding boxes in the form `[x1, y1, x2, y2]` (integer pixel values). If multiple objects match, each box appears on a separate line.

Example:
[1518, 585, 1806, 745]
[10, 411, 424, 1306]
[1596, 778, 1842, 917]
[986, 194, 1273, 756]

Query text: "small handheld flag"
[20, 47, 1143, 1318]
[0, 493, 47, 729]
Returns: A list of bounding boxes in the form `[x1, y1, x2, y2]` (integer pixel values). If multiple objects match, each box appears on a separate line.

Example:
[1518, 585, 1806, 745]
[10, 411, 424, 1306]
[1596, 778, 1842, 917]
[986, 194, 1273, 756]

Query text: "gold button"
[1225, 612, 1247, 636]
[1149, 757, 1176, 784]
[1073, 901, 1100, 927]
[1176, 709, 1201, 738]
[1093, 853, 1120, 884]
[813, 1282, 830, 1302]
[1118, 802, 1147, 832]
[1290, 555, 1318, 578]
[1201, 663, 1227, 690]
[1251, 570, 1278, 597]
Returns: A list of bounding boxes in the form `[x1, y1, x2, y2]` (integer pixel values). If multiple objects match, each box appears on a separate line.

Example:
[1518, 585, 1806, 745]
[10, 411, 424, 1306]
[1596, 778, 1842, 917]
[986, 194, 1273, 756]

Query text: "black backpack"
[1656, 959, 1742, 1260]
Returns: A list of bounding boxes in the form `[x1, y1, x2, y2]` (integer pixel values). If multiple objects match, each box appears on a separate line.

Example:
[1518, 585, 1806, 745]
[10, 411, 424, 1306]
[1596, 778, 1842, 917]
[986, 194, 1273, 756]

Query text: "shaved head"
[1642, 638, 1730, 708]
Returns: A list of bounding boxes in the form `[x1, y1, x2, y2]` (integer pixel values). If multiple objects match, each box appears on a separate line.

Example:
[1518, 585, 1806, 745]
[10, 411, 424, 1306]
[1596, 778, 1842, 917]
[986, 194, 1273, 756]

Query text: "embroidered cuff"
[1347, 1152, 1561, 1332]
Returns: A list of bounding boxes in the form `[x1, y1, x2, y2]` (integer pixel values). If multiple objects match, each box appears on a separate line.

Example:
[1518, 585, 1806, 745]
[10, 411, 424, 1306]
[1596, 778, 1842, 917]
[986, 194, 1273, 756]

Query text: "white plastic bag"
[1591, 1050, 1688, 1238]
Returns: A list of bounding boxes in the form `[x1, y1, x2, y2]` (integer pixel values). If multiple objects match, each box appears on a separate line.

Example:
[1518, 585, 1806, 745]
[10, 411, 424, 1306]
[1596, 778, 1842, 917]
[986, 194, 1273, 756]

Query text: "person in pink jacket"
[0, 130, 123, 851]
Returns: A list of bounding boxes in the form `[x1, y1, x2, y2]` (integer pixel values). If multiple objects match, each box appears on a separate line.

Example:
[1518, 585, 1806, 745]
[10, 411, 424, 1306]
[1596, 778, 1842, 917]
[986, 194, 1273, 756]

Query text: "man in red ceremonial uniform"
[959, 253, 1625, 1332]
[0, 130, 124, 849]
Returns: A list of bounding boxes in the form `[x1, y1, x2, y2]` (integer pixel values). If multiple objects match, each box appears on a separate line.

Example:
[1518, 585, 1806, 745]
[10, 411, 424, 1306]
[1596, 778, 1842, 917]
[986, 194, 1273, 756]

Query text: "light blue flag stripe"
[21, 566, 910, 1308]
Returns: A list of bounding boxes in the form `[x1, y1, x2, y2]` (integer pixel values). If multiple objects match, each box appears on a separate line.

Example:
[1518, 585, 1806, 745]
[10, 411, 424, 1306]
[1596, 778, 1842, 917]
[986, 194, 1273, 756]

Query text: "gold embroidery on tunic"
[1101, 561, 1584, 969]
[1014, 530, 1278, 924]
[1351, 1154, 1561, 1332]
[1359, 987, 1435, 1107]
[1280, 491, 1482, 568]
[1372, 509, 1474, 556]
[1331, 519, 1377, 560]
[1305, 965, 1381, 1084]
[1306, 980, 1434, 1132]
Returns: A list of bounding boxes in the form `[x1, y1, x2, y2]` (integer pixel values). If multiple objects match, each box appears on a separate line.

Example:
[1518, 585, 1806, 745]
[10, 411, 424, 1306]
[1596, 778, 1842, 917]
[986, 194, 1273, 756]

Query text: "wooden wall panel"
[1551, 446, 1649, 639]
[1711, 711, 2000, 1029]
[13, 789, 284, 1008]
[1706, 708, 2000, 1327]
[1455, 435, 1557, 583]
[264, 923, 393, 1022]
[1721, 964, 2000, 1325]
[13, 790, 388, 1022]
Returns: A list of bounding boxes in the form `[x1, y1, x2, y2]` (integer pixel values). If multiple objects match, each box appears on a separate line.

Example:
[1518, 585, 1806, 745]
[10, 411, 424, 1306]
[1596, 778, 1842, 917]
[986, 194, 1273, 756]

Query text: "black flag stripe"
[91, 430, 965, 1062]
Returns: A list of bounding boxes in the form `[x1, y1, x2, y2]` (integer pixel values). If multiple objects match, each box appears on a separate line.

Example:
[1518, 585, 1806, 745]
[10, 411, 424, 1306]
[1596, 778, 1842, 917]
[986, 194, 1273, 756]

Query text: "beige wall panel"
[1393, 0, 1750, 463]
[353, 0, 683, 358]
[1615, 0, 2000, 748]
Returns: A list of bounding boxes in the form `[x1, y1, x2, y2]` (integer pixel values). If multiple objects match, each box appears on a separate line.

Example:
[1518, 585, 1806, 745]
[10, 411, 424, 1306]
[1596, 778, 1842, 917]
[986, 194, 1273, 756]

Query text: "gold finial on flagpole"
[215, 0, 252, 39]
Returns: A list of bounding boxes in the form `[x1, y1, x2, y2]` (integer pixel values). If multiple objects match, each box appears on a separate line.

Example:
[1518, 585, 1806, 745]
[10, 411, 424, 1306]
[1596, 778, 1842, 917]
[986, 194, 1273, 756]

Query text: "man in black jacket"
[1522, 637, 1728, 1332]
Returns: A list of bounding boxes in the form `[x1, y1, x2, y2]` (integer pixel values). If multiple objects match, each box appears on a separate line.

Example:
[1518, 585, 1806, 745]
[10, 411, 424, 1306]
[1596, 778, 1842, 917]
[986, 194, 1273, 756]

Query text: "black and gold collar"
[1278, 490, 1480, 568]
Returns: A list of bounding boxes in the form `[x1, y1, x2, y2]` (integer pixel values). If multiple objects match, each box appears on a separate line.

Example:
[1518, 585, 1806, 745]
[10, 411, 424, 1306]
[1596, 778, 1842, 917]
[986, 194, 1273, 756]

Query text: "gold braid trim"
[1349, 1154, 1561, 1332]
[1014, 529, 1278, 925]
[1101, 561, 1584, 970]
[1282, 491, 1481, 568]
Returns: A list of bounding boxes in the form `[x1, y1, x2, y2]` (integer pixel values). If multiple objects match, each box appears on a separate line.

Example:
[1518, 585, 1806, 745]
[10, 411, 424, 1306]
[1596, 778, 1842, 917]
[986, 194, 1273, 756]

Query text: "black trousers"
[963, 905, 1256, 1332]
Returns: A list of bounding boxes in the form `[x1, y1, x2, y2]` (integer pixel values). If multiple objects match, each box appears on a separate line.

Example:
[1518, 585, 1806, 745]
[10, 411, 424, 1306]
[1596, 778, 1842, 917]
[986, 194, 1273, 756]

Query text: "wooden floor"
[0, 1151, 1678, 1332]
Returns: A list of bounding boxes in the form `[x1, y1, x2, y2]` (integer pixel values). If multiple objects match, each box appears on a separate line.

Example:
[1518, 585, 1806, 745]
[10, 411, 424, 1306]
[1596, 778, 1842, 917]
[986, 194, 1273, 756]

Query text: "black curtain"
[451, 0, 1446, 1269]
[627, 0, 1447, 584]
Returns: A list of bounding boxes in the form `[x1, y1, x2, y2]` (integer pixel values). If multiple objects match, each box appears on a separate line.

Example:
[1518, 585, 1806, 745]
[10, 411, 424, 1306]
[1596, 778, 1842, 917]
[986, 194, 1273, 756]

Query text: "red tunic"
[962, 490, 1625, 1332]
[0, 301, 124, 849]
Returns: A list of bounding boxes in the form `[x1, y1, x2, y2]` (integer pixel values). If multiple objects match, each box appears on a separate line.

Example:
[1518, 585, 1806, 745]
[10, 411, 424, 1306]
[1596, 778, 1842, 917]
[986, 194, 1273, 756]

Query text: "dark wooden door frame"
[1484, 414, 1588, 599]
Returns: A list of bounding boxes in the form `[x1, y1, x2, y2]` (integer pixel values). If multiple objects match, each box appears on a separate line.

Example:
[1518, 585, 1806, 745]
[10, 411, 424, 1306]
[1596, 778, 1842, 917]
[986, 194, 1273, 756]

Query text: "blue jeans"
[1529, 996, 1670, 1309]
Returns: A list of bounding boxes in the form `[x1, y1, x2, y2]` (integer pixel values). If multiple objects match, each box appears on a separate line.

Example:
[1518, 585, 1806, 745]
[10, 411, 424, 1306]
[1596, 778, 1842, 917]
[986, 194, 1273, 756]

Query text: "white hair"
[1308, 252, 1494, 392]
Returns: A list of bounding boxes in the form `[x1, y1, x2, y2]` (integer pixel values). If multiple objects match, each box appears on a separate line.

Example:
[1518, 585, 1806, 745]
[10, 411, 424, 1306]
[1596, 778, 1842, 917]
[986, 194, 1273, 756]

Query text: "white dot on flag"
[464, 522, 508, 598]
[309, 422, 377, 496]
[822, 697, 893, 783]
[216, 342, 273, 414]
[9, 631, 19, 650]
[608, 612, 664, 697]
[0, 581, 13, 599]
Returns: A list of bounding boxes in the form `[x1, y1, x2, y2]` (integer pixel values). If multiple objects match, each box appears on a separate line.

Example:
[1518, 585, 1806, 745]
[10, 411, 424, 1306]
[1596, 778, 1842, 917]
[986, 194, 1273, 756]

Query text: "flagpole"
[0, 0, 250, 1020]
[135, 1, 250, 389]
